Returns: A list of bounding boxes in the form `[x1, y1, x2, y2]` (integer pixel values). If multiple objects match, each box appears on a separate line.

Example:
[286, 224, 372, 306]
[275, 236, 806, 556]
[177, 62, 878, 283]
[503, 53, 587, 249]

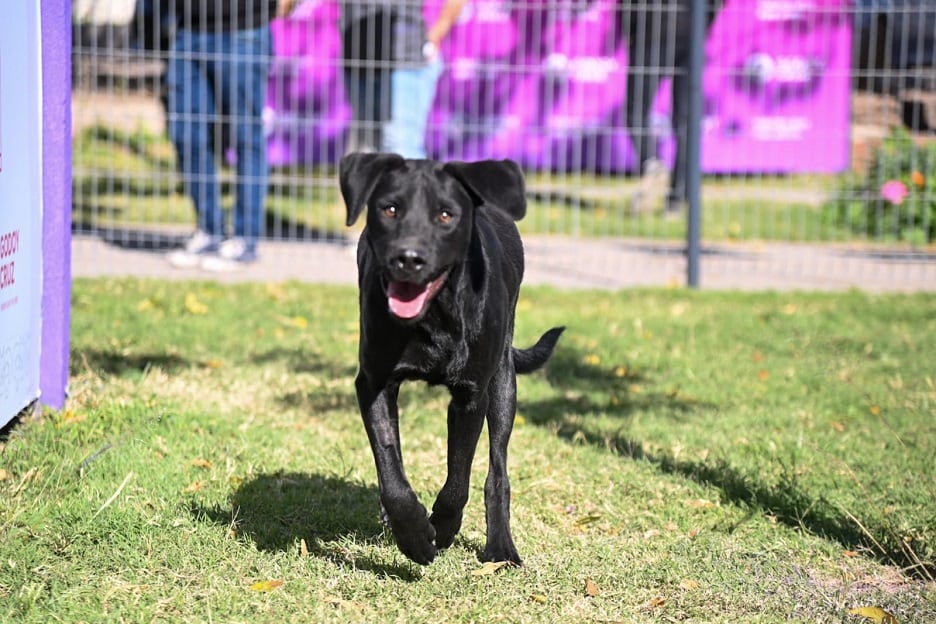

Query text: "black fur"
[339, 153, 563, 565]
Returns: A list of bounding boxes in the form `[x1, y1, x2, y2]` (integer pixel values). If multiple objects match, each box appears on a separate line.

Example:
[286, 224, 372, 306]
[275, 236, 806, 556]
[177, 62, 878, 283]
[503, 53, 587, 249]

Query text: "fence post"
[686, 0, 706, 288]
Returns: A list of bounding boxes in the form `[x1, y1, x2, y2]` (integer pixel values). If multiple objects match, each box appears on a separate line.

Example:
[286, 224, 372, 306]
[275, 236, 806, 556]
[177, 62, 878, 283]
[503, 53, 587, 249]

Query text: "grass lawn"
[73, 124, 850, 244]
[2, 280, 934, 622]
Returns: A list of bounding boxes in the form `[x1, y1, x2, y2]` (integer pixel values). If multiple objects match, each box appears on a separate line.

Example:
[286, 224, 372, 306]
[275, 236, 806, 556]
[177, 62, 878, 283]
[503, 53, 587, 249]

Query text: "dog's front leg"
[481, 364, 522, 565]
[356, 375, 437, 565]
[430, 389, 488, 550]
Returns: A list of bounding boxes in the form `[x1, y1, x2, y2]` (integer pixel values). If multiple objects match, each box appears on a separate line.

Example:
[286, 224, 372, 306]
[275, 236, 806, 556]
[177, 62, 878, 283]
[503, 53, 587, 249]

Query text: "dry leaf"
[584, 578, 600, 597]
[688, 528, 700, 538]
[583, 353, 601, 366]
[62, 410, 86, 424]
[685, 498, 715, 509]
[843, 550, 858, 558]
[249, 579, 283, 592]
[530, 593, 547, 604]
[643, 529, 661, 540]
[279, 315, 309, 329]
[830, 420, 846, 432]
[758, 370, 770, 381]
[847, 606, 898, 624]
[0, 468, 9, 482]
[300, 538, 309, 557]
[471, 561, 510, 576]
[574, 514, 602, 527]
[645, 595, 666, 610]
[184, 293, 208, 315]
[679, 579, 699, 591]
[326, 596, 364, 612]
[870, 405, 881, 416]
[191, 459, 212, 469]
[183, 481, 203, 493]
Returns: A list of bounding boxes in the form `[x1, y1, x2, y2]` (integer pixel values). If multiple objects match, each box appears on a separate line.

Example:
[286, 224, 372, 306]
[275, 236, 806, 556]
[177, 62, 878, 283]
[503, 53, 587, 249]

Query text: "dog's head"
[339, 153, 526, 322]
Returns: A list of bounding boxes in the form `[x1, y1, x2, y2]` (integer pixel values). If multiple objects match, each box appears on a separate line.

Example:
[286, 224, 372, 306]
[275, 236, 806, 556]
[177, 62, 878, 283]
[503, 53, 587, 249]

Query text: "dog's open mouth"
[387, 269, 450, 320]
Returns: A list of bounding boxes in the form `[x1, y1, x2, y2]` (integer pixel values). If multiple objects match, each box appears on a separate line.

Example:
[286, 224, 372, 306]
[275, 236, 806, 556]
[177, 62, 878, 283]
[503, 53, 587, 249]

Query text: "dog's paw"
[481, 538, 522, 567]
[391, 517, 437, 565]
[429, 510, 464, 550]
[385, 500, 438, 565]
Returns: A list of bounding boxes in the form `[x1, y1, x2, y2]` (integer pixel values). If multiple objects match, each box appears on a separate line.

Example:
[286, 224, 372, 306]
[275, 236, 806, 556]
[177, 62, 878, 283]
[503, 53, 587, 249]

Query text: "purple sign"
[266, 0, 851, 173]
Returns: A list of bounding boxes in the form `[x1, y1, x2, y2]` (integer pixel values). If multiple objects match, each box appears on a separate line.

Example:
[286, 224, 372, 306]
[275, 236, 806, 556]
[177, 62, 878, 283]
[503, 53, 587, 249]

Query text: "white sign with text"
[0, 3, 43, 427]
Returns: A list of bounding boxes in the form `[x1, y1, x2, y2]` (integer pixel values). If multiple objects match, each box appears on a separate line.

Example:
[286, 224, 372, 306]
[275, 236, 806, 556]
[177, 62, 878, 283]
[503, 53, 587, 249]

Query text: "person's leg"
[383, 57, 443, 159]
[166, 29, 224, 241]
[216, 26, 272, 260]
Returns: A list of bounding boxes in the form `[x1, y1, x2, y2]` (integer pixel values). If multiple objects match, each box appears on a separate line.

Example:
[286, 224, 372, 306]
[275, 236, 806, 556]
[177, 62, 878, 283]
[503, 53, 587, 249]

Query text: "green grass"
[73, 124, 858, 244]
[2, 280, 934, 622]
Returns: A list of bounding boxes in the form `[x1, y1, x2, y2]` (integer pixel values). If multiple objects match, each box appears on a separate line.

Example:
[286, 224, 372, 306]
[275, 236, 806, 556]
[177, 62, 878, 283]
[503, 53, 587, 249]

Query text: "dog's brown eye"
[383, 205, 398, 218]
[438, 210, 454, 224]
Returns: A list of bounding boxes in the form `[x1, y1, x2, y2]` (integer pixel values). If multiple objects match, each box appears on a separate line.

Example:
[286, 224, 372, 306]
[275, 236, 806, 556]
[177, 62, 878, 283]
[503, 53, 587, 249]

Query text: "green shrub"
[826, 128, 935, 244]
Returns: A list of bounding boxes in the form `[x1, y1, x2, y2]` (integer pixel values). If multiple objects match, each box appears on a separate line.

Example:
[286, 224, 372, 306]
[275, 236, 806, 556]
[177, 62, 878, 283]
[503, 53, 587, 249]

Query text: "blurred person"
[166, 0, 296, 271]
[618, 0, 715, 213]
[340, 0, 467, 158]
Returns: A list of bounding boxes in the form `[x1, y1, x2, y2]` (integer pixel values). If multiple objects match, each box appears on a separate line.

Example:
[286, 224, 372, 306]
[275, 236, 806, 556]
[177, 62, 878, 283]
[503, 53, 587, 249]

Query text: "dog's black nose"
[391, 249, 427, 274]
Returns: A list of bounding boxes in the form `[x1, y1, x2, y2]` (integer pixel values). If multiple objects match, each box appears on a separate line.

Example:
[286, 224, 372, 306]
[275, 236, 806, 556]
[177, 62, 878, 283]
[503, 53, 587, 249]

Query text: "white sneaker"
[631, 158, 671, 214]
[200, 237, 258, 272]
[167, 230, 220, 268]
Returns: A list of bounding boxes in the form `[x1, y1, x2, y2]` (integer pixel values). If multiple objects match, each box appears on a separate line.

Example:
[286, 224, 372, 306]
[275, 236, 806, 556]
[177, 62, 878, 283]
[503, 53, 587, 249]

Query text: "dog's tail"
[513, 327, 564, 375]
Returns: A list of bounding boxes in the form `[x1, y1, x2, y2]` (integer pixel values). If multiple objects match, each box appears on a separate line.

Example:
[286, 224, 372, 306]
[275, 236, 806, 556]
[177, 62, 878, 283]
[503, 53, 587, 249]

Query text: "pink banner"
[266, 0, 851, 173]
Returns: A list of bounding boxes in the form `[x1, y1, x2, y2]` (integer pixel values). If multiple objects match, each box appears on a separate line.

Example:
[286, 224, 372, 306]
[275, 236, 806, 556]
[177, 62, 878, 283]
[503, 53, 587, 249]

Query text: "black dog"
[339, 153, 563, 565]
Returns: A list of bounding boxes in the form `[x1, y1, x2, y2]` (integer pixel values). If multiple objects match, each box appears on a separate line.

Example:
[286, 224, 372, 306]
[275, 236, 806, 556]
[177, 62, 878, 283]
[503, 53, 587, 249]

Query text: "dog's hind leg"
[429, 389, 488, 550]
[480, 362, 522, 565]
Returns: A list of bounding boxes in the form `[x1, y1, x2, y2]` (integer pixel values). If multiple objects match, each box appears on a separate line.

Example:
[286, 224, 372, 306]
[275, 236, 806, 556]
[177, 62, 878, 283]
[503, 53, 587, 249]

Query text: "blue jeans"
[167, 26, 272, 252]
[383, 57, 443, 159]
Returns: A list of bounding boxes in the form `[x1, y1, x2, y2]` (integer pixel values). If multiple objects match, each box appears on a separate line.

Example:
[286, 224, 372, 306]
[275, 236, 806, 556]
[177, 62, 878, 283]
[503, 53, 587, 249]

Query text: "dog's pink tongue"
[387, 281, 430, 319]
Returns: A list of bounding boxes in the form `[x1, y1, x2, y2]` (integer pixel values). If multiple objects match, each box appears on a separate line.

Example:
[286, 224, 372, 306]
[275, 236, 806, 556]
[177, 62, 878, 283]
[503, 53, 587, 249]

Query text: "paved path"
[72, 233, 936, 292]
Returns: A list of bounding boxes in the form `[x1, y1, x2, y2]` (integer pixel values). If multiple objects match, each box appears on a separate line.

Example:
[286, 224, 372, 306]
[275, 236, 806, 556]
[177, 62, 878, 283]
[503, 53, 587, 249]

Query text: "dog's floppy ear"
[443, 159, 526, 221]
[339, 152, 406, 226]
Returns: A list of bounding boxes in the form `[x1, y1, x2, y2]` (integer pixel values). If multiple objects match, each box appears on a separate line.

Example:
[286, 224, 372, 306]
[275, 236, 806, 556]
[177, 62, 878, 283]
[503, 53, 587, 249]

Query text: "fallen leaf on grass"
[278, 315, 309, 329]
[830, 420, 846, 432]
[530, 593, 548, 604]
[574, 514, 603, 527]
[644, 595, 666, 610]
[61, 410, 86, 424]
[190, 459, 212, 469]
[685, 498, 715, 509]
[300, 538, 309, 557]
[584, 578, 600, 597]
[184, 293, 208, 315]
[679, 579, 699, 591]
[249, 579, 283, 592]
[0, 468, 9, 482]
[471, 561, 510, 576]
[847, 606, 898, 623]
[183, 481, 203, 493]
[326, 596, 364, 612]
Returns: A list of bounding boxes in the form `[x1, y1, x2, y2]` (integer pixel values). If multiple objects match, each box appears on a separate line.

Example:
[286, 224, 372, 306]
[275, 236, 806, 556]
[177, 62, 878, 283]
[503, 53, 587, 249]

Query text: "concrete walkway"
[72, 233, 936, 292]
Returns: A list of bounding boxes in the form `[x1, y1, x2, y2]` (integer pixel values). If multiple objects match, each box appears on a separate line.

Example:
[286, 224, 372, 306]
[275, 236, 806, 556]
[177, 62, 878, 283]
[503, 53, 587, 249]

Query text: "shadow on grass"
[70, 348, 194, 377]
[190, 471, 420, 580]
[530, 342, 934, 578]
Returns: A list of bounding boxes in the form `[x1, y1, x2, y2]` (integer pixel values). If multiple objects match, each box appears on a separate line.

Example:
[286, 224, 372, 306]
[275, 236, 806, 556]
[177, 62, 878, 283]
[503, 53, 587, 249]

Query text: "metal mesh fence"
[71, 1, 936, 290]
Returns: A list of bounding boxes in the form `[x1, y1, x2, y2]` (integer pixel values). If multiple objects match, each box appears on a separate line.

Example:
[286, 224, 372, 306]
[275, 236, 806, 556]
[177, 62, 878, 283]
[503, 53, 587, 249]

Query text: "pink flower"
[880, 180, 909, 205]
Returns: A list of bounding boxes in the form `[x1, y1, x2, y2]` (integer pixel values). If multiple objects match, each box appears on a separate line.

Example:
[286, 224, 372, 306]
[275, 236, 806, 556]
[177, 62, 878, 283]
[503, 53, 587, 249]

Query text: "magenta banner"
[266, 0, 851, 173]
